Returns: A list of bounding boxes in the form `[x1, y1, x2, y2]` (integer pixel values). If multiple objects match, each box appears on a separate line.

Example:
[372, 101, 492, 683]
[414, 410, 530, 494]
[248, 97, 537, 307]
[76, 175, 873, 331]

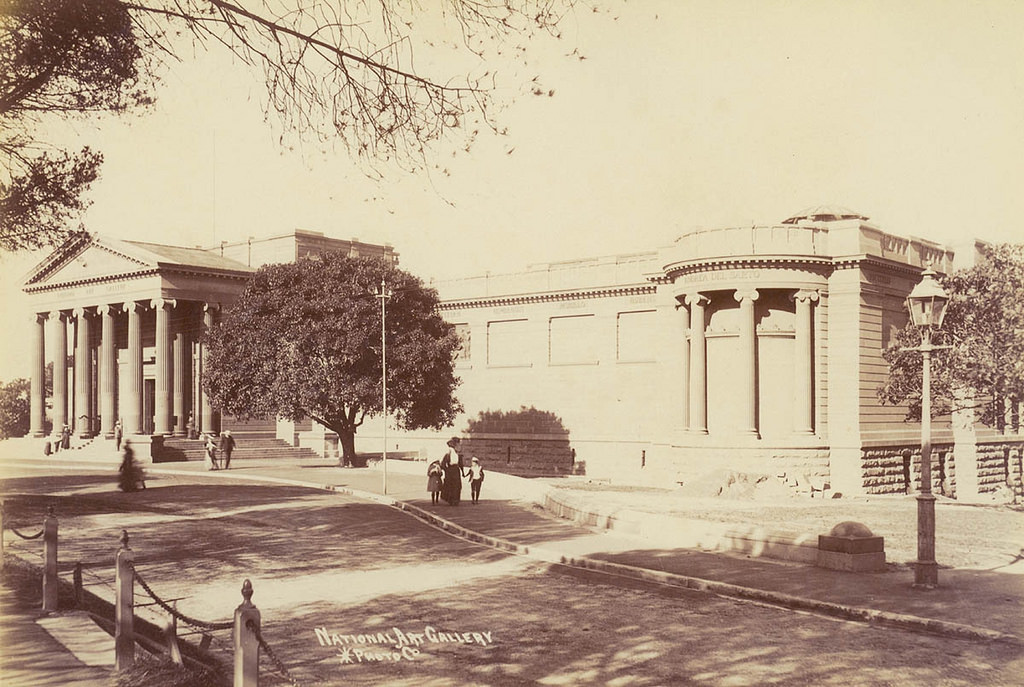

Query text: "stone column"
[30, 313, 47, 437]
[792, 289, 819, 435]
[685, 293, 709, 435]
[152, 298, 176, 436]
[51, 311, 69, 432]
[98, 305, 118, 437]
[200, 303, 219, 434]
[73, 308, 93, 437]
[734, 289, 760, 437]
[124, 301, 145, 435]
[173, 308, 189, 436]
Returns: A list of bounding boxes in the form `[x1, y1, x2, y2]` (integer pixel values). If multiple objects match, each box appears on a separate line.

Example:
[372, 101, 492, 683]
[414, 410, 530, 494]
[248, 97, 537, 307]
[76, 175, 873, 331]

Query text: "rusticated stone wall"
[976, 441, 1024, 496]
[460, 433, 574, 477]
[860, 444, 954, 495]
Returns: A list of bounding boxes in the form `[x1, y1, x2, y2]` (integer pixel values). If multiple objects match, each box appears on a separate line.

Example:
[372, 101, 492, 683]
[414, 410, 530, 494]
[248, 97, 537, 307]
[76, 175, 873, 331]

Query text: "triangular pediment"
[23, 234, 157, 289]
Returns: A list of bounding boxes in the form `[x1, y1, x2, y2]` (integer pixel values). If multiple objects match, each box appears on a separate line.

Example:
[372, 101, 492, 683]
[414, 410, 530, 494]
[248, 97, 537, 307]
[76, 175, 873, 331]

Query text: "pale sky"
[3, 0, 1024, 380]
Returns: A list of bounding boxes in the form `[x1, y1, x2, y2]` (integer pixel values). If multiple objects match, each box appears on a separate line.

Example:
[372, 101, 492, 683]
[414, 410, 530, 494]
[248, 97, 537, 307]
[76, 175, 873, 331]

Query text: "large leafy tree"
[1, 0, 569, 252]
[879, 243, 1024, 427]
[0, 378, 30, 439]
[204, 254, 463, 466]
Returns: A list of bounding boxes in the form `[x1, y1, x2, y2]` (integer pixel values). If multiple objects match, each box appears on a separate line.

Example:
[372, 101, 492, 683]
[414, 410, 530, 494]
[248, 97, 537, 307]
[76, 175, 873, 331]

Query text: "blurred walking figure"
[118, 440, 146, 492]
[427, 459, 443, 505]
[219, 430, 236, 469]
[204, 433, 219, 470]
[468, 457, 485, 504]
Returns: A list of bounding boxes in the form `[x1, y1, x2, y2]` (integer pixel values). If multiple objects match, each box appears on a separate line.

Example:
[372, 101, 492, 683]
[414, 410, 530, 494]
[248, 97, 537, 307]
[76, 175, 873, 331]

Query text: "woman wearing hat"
[440, 437, 465, 506]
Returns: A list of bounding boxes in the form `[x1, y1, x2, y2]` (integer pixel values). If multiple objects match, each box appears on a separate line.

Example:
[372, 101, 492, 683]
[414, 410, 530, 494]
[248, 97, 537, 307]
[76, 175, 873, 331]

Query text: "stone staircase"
[156, 436, 321, 463]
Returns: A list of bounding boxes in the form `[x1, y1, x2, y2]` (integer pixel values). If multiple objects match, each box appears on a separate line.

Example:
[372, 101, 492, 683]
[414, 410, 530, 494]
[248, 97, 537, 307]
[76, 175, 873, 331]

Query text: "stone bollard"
[42, 506, 58, 612]
[234, 579, 261, 687]
[115, 530, 135, 670]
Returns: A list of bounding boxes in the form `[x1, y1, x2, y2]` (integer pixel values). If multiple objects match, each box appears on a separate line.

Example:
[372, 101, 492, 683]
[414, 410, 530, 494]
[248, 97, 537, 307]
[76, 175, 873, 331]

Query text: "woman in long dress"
[439, 437, 465, 506]
[204, 433, 219, 470]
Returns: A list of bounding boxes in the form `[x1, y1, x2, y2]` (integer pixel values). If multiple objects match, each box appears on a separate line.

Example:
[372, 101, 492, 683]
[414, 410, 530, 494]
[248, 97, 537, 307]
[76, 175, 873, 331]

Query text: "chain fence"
[248, 618, 303, 687]
[128, 561, 234, 632]
[9, 527, 44, 540]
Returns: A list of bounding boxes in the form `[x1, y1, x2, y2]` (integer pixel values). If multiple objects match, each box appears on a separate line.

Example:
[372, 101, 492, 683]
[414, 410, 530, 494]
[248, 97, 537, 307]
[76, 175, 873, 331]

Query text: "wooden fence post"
[233, 579, 261, 687]
[115, 530, 135, 671]
[42, 506, 58, 612]
[73, 562, 83, 607]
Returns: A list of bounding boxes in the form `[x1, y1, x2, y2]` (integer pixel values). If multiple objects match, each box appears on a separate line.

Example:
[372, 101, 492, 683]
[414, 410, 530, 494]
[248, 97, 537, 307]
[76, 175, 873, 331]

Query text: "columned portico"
[51, 311, 68, 432]
[73, 307, 93, 437]
[125, 301, 145, 435]
[173, 310, 189, 436]
[152, 298, 176, 436]
[200, 303, 220, 435]
[30, 313, 47, 437]
[98, 304, 117, 437]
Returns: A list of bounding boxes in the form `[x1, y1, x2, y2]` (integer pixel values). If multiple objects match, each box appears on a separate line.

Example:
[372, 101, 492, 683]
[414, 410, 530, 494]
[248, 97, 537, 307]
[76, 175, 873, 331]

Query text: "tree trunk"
[339, 428, 358, 467]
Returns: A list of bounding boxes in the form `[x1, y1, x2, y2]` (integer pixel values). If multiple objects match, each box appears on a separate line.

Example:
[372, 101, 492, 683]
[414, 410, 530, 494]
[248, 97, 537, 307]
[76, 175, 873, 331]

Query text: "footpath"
[2, 448, 1023, 685]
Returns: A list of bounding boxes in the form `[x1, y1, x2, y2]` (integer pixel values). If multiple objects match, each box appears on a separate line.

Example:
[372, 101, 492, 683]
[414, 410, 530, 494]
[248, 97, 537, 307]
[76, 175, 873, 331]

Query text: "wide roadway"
[2, 466, 1021, 686]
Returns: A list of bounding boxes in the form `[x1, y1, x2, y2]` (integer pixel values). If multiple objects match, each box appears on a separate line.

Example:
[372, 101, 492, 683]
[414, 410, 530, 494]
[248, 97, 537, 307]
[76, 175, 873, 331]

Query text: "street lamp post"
[377, 279, 392, 495]
[905, 268, 950, 589]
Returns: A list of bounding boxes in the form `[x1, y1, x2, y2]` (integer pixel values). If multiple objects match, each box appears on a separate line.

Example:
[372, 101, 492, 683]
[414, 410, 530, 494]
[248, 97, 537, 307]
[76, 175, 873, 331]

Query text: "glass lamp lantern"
[906, 269, 950, 331]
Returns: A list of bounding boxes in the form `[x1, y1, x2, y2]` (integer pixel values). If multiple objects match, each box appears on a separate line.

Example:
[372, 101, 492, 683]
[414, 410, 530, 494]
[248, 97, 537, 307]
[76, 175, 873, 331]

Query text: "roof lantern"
[781, 205, 869, 224]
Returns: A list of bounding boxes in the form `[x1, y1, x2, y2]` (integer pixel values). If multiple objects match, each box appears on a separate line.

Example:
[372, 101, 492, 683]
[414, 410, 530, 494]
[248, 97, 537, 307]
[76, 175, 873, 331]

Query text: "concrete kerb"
[3, 458, 1020, 647]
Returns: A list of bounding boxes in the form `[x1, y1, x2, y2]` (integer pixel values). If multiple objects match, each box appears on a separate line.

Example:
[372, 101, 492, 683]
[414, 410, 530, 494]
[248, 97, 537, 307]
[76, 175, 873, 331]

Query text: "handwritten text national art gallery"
[315, 625, 495, 664]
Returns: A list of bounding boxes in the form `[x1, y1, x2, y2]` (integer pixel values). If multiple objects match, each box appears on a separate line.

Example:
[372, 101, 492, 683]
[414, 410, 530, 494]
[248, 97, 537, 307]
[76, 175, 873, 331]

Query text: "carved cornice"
[439, 284, 656, 311]
[24, 265, 252, 294]
[662, 256, 834, 281]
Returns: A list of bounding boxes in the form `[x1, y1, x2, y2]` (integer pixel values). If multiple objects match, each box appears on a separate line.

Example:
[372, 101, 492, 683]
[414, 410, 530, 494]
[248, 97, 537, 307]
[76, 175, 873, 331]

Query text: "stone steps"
[156, 437, 320, 463]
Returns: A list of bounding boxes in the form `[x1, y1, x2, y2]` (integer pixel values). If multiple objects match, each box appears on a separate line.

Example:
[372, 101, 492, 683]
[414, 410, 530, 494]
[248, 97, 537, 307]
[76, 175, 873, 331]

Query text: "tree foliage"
[879, 244, 1024, 426]
[204, 254, 463, 465]
[1, 0, 154, 250]
[1, 0, 570, 251]
[0, 378, 30, 439]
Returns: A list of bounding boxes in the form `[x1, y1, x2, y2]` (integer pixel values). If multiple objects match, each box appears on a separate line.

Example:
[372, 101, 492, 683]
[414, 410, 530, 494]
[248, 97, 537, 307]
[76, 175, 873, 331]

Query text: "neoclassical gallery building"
[20, 209, 1023, 499]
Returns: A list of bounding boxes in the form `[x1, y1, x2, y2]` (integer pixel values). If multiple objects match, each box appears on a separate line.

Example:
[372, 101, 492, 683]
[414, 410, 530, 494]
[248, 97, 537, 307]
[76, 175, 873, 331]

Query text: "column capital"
[34, 312, 49, 324]
[684, 293, 710, 308]
[72, 306, 94, 319]
[791, 289, 820, 304]
[97, 304, 118, 316]
[203, 302, 221, 314]
[151, 297, 177, 310]
[50, 310, 68, 322]
[122, 301, 147, 314]
[734, 288, 759, 303]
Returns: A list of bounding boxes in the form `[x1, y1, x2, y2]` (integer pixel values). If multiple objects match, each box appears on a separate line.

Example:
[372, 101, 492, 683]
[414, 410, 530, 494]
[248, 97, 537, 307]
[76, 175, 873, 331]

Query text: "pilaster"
[685, 293, 709, 435]
[734, 288, 759, 438]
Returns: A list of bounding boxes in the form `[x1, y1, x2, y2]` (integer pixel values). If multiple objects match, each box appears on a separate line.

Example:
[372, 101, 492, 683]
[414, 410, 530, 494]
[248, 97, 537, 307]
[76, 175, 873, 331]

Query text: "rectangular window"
[617, 310, 656, 362]
[549, 314, 599, 365]
[453, 323, 471, 361]
[487, 319, 530, 367]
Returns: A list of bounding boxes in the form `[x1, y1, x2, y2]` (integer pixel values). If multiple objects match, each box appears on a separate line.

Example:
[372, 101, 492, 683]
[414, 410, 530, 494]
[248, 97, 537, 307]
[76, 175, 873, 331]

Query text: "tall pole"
[377, 279, 390, 496]
[915, 334, 938, 587]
